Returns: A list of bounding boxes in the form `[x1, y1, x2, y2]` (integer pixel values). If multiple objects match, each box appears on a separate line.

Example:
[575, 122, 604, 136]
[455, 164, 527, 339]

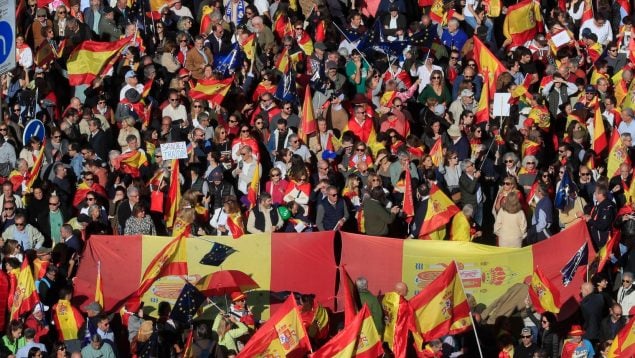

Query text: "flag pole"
[453, 261, 484, 358]
[331, 21, 372, 68]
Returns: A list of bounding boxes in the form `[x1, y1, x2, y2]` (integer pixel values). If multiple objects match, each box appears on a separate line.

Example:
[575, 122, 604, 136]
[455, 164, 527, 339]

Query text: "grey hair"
[462, 204, 474, 217]
[127, 186, 139, 196]
[624, 108, 634, 118]
[356, 277, 368, 290]
[502, 152, 518, 164]
[108, 150, 121, 160]
[624, 272, 634, 281]
[397, 151, 410, 160]
[460, 159, 474, 171]
[521, 155, 538, 167]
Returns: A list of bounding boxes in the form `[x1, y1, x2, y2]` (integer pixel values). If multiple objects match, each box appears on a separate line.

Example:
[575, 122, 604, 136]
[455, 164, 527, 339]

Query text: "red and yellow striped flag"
[10, 258, 40, 320]
[67, 37, 131, 86]
[26, 144, 45, 191]
[450, 211, 472, 241]
[240, 34, 256, 61]
[246, 163, 260, 209]
[475, 70, 490, 124]
[473, 36, 507, 99]
[237, 295, 311, 357]
[410, 261, 472, 341]
[312, 305, 383, 358]
[503, 0, 543, 47]
[608, 314, 635, 357]
[528, 267, 561, 313]
[190, 77, 233, 106]
[608, 129, 632, 177]
[113, 150, 148, 178]
[593, 108, 608, 155]
[95, 261, 104, 308]
[166, 159, 180, 229]
[597, 233, 619, 272]
[339, 265, 358, 325]
[298, 85, 316, 143]
[52, 299, 85, 341]
[429, 137, 444, 167]
[417, 185, 461, 238]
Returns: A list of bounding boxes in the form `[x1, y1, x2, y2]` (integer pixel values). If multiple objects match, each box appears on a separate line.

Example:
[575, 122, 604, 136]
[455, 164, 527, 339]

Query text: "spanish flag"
[503, 0, 543, 47]
[608, 129, 632, 177]
[339, 265, 359, 325]
[34, 41, 56, 67]
[275, 47, 301, 73]
[450, 211, 472, 241]
[10, 258, 40, 320]
[226, 212, 245, 239]
[297, 33, 314, 56]
[597, 233, 619, 272]
[522, 139, 541, 159]
[237, 295, 311, 357]
[382, 291, 414, 357]
[127, 228, 189, 311]
[298, 85, 316, 143]
[66, 37, 131, 86]
[403, 164, 415, 223]
[608, 314, 635, 357]
[8, 170, 25, 192]
[73, 181, 108, 207]
[528, 267, 561, 313]
[473, 37, 507, 99]
[593, 108, 608, 155]
[273, 14, 293, 40]
[475, 69, 490, 124]
[312, 305, 383, 358]
[190, 77, 233, 106]
[52, 299, 85, 341]
[240, 34, 256, 61]
[149, 0, 167, 11]
[615, 78, 629, 106]
[95, 261, 104, 307]
[417, 185, 460, 238]
[33, 259, 49, 280]
[429, 137, 444, 167]
[25, 145, 45, 192]
[410, 261, 472, 341]
[246, 163, 260, 210]
[166, 159, 180, 229]
[112, 150, 149, 178]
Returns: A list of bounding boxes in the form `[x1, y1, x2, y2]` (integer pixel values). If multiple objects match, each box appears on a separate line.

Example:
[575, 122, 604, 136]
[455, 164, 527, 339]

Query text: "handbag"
[150, 190, 164, 213]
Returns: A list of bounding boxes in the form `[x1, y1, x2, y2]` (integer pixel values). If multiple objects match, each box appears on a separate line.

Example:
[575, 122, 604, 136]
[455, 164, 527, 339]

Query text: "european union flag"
[555, 169, 572, 210]
[561, 243, 588, 287]
[274, 70, 298, 104]
[214, 43, 242, 76]
[200, 242, 236, 266]
[169, 283, 207, 324]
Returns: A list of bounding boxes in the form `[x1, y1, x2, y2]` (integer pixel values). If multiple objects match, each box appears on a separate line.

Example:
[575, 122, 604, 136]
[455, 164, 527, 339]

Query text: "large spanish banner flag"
[74, 232, 336, 317]
[66, 37, 131, 86]
[340, 220, 593, 320]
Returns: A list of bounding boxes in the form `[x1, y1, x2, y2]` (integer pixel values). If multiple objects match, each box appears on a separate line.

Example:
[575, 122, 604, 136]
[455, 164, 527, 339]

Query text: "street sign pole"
[0, 0, 17, 126]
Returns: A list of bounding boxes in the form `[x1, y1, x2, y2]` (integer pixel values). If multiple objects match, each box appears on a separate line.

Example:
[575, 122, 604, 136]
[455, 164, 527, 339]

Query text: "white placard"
[550, 30, 572, 49]
[493, 93, 511, 117]
[160, 141, 188, 160]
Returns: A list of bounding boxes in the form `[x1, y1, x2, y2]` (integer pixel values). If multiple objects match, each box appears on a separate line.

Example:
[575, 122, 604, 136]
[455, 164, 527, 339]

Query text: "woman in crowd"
[124, 203, 157, 235]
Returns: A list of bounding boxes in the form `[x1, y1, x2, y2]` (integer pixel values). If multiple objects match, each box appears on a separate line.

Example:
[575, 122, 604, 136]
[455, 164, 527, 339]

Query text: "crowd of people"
[1, 0, 635, 354]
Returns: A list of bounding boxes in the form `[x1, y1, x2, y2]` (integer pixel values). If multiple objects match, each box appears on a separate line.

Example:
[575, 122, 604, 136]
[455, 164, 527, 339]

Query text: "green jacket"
[359, 289, 384, 336]
[362, 198, 395, 236]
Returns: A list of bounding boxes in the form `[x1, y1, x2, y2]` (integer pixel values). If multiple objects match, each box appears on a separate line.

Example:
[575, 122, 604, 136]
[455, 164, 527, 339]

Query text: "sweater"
[362, 198, 395, 236]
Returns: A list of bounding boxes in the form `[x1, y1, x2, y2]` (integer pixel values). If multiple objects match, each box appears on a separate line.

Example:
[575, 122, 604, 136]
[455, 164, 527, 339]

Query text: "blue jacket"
[441, 29, 468, 53]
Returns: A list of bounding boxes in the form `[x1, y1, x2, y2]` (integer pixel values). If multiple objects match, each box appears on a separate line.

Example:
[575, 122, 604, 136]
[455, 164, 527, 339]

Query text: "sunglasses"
[580, 173, 591, 176]
[49, 202, 59, 206]
[356, 148, 365, 152]
[193, 105, 202, 108]
[623, 280, 632, 283]
[431, 76, 441, 79]
[15, 223, 25, 227]
[271, 173, 280, 177]
[526, 162, 536, 165]
[451, 56, 459, 60]
[241, 129, 250, 133]
[4, 207, 14, 210]
[503, 182, 512, 186]
[521, 336, 531, 338]
[169, 98, 179, 102]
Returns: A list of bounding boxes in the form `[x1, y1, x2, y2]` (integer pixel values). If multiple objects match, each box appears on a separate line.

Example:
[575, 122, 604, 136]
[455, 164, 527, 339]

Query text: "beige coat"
[494, 209, 527, 248]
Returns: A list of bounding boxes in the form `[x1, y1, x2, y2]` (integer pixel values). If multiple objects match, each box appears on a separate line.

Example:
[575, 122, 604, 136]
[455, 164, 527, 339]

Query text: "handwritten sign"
[160, 141, 188, 160]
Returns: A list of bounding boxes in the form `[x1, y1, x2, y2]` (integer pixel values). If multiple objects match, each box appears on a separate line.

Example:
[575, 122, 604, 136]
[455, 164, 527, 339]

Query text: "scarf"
[225, 0, 244, 24]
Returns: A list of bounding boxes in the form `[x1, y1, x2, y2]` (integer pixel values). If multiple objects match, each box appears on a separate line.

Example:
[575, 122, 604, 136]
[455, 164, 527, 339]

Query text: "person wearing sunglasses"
[2, 213, 44, 250]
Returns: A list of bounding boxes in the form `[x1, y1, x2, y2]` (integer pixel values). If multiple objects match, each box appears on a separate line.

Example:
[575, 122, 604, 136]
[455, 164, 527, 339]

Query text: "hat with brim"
[230, 291, 246, 302]
[568, 325, 585, 336]
[36, 247, 52, 256]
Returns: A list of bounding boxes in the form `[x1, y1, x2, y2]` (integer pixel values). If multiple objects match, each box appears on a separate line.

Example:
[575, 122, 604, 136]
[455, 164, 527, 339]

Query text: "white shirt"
[413, 64, 442, 92]
[17, 47, 33, 69]
[170, 5, 193, 18]
[579, 19, 613, 45]
[290, 144, 311, 162]
[618, 119, 635, 138]
[119, 83, 145, 101]
[162, 104, 188, 122]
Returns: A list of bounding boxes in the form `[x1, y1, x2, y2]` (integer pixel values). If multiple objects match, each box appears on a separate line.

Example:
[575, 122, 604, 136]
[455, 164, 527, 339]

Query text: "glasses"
[193, 105, 202, 108]
[13, 108, 19, 112]
[356, 148, 365, 152]
[299, 177, 307, 181]
[394, 104, 403, 108]
[169, 98, 179, 102]
[0, 128, 7, 132]
[464, 76, 473, 80]
[451, 56, 459, 60]
[240, 152, 248, 156]
[431, 76, 441, 79]
[255, 121, 263, 125]
[58, 10, 66, 13]
[623, 280, 632, 283]
[85, 177, 94, 181]
[241, 129, 250, 133]
[291, 140, 298, 144]
[468, 63, 476, 67]
[580, 172, 591, 176]
[58, 347, 66, 351]
[295, 27, 303, 30]
[4, 207, 14, 210]
[328, 193, 337, 197]
[271, 173, 280, 177]
[180, 39, 188, 43]
[87, 197, 95, 201]
[284, 107, 292, 110]
[451, 156, 458, 160]
[52, 135, 61, 139]
[526, 162, 536, 165]
[229, 119, 238, 123]
[49, 202, 59, 206]
[521, 336, 532, 338]
[503, 182, 512, 186]
[609, 48, 618, 52]
[15, 222, 25, 227]
[542, 174, 549, 178]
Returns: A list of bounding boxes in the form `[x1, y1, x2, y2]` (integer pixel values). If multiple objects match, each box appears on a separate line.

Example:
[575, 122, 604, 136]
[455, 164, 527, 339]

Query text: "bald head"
[581, 282, 594, 297]
[395, 282, 408, 297]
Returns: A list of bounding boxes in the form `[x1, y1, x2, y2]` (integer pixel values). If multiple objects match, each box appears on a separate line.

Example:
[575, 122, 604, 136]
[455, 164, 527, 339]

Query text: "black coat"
[581, 292, 606, 341]
[599, 315, 627, 342]
[88, 129, 110, 163]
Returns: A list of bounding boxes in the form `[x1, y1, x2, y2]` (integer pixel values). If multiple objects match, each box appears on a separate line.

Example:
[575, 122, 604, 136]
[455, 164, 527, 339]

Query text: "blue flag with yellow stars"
[169, 283, 207, 324]
[200, 242, 236, 266]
